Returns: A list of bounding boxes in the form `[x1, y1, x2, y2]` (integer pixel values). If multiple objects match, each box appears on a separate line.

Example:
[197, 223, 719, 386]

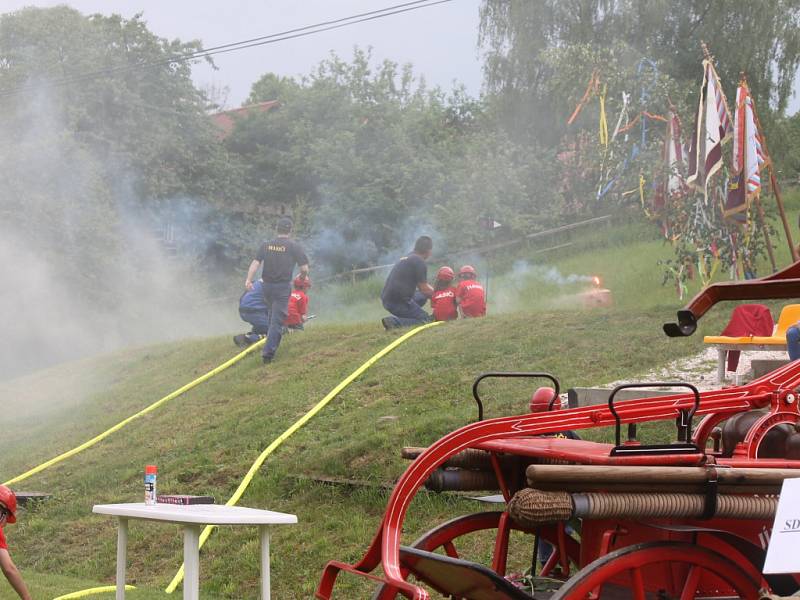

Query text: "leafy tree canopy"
[479, 0, 800, 145]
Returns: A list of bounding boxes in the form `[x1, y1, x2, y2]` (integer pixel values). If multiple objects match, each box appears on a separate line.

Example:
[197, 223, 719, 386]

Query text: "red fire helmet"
[436, 266, 455, 281]
[0, 485, 17, 523]
[529, 387, 558, 413]
[293, 275, 311, 289]
[458, 265, 476, 277]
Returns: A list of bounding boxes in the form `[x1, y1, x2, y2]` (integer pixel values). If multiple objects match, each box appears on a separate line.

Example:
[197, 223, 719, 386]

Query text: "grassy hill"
[2, 196, 799, 599]
[1, 308, 727, 599]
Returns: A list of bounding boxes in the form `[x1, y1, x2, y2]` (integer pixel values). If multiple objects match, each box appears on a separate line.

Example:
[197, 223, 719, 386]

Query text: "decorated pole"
[754, 194, 779, 271]
[731, 72, 777, 272]
[750, 100, 799, 262]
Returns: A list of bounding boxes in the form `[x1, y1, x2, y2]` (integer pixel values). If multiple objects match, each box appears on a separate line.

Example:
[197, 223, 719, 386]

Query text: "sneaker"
[233, 334, 248, 348]
[262, 356, 273, 365]
[382, 317, 395, 331]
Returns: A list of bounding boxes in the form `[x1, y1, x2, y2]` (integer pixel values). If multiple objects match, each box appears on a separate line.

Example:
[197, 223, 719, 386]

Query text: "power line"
[0, 0, 456, 99]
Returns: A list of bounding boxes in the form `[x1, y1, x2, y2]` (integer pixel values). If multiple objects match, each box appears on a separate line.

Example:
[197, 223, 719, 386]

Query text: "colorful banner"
[724, 79, 765, 222]
[687, 60, 732, 201]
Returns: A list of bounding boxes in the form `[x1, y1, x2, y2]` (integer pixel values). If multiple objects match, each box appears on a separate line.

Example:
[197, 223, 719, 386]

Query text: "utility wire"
[0, 0, 455, 99]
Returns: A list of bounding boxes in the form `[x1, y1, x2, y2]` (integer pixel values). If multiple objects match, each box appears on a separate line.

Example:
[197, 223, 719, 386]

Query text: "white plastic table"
[93, 503, 297, 600]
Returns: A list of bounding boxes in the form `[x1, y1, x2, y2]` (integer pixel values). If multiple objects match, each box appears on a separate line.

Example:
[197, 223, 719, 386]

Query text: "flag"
[724, 79, 765, 222]
[687, 60, 732, 200]
[653, 109, 687, 237]
[665, 110, 687, 198]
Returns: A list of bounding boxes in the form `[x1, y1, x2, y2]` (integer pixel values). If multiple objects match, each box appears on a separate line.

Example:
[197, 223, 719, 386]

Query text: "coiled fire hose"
[508, 488, 778, 527]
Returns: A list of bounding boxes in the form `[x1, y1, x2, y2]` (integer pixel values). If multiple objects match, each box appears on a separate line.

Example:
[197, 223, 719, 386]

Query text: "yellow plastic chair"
[703, 304, 800, 383]
[750, 304, 800, 344]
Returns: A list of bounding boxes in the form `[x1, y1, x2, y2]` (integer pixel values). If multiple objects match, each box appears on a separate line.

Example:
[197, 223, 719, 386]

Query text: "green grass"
[6, 572, 196, 600]
[3, 195, 799, 598]
[315, 187, 800, 324]
[0, 307, 727, 599]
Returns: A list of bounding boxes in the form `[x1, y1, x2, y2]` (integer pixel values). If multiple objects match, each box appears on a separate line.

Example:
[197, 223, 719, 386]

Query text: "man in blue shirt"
[234, 279, 269, 348]
[381, 236, 434, 329]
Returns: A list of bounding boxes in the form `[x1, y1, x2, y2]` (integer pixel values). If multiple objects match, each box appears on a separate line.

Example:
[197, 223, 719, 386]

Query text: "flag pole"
[701, 42, 733, 126]
[738, 73, 777, 272]
[754, 194, 778, 272]
[748, 87, 799, 262]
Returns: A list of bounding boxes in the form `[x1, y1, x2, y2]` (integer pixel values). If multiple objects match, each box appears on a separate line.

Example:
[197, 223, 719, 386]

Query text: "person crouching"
[285, 275, 311, 331]
[430, 266, 458, 322]
[234, 278, 269, 348]
[455, 265, 486, 318]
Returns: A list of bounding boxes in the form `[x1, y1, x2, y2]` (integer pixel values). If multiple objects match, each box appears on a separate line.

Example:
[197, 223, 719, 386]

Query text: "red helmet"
[459, 265, 476, 277]
[293, 275, 311, 289]
[529, 387, 558, 413]
[0, 485, 17, 523]
[436, 266, 455, 282]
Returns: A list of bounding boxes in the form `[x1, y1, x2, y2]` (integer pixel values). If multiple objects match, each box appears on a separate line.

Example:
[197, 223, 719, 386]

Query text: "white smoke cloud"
[0, 86, 239, 381]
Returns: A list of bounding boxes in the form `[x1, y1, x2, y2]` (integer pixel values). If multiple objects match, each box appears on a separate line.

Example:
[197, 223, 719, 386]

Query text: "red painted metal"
[369, 513, 579, 600]
[316, 357, 800, 598]
[664, 258, 800, 336]
[549, 542, 761, 599]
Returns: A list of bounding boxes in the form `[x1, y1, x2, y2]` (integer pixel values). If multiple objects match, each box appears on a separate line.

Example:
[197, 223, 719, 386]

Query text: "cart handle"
[472, 372, 560, 421]
[608, 382, 701, 447]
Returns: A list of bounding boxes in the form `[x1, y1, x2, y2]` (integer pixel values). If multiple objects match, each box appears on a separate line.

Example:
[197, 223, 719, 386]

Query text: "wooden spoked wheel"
[372, 511, 577, 600]
[550, 541, 762, 600]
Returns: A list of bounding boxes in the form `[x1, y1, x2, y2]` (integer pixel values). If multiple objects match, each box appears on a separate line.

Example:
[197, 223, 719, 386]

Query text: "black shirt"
[381, 253, 427, 303]
[255, 238, 309, 284]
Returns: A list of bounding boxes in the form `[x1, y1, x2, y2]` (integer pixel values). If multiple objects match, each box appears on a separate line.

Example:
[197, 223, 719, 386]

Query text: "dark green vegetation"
[4, 3, 800, 378]
[1, 305, 729, 599]
[480, 0, 800, 144]
[4, 2, 800, 282]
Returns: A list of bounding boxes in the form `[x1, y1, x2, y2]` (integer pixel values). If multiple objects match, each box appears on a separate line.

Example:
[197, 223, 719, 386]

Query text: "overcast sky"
[1, 0, 484, 108]
[2, 1, 798, 113]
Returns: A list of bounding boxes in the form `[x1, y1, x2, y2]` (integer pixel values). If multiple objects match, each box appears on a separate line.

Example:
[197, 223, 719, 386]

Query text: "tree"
[479, 0, 800, 149]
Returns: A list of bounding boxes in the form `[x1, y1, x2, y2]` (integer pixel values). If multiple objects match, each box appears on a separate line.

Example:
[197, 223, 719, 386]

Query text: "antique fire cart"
[317, 263, 800, 599]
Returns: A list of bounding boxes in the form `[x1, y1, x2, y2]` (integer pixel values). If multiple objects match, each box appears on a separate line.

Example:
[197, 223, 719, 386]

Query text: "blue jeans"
[240, 308, 269, 343]
[382, 291, 430, 328]
[262, 281, 291, 359]
[788, 326, 800, 361]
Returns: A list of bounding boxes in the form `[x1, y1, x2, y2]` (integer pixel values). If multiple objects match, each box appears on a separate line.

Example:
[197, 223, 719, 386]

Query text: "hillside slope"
[0, 306, 727, 599]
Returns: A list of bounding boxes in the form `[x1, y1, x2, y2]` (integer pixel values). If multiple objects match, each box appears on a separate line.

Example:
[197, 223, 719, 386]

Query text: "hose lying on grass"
[165, 321, 443, 593]
[3, 340, 265, 487]
[52, 584, 135, 599]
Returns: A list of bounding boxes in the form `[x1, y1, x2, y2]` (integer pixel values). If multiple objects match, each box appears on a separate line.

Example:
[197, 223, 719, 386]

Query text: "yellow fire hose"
[44, 321, 441, 598]
[53, 585, 135, 599]
[4, 340, 265, 487]
[164, 321, 442, 593]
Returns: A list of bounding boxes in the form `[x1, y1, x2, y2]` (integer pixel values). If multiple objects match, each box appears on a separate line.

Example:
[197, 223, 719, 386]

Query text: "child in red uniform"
[0, 486, 32, 600]
[430, 266, 458, 321]
[455, 265, 486, 317]
[285, 274, 310, 330]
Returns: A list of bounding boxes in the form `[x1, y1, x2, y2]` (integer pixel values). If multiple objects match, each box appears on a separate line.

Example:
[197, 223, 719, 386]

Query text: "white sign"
[763, 478, 800, 574]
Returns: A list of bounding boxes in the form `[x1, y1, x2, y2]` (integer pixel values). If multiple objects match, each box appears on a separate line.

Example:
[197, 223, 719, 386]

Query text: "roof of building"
[210, 100, 279, 138]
